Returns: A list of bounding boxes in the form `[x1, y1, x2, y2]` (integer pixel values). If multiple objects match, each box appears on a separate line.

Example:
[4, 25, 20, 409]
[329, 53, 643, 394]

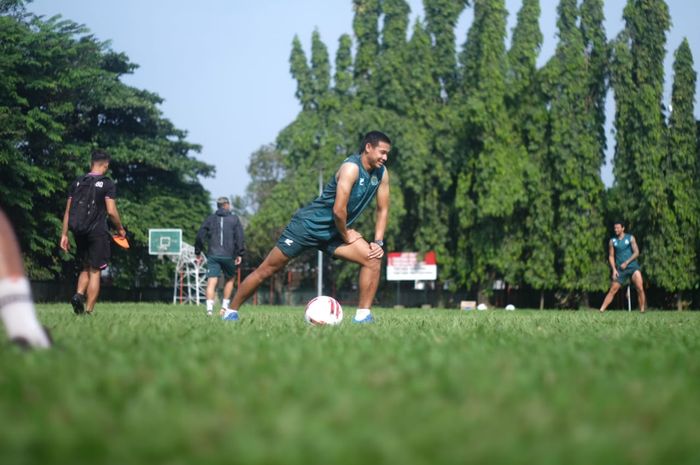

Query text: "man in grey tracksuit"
[195, 197, 245, 315]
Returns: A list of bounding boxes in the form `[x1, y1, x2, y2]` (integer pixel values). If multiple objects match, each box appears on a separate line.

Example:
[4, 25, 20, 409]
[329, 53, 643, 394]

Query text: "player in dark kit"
[599, 221, 646, 313]
[222, 131, 391, 323]
[60, 150, 126, 315]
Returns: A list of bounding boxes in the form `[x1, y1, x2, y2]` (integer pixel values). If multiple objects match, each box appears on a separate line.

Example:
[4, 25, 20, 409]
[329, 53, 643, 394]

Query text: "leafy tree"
[0, 11, 213, 285]
[243, 144, 287, 214]
[666, 38, 698, 307]
[0, 0, 23, 15]
[454, 0, 528, 298]
[290, 36, 314, 110]
[334, 34, 354, 98]
[375, 0, 411, 114]
[547, 0, 607, 306]
[612, 0, 678, 293]
[352, 0, 381, 104]
[580, 0, 609, 159]
[424, 0, 469, 97]
[400, 21, 454, 261]
[310, 29, 331, 106]
[506, 0, 555, 308]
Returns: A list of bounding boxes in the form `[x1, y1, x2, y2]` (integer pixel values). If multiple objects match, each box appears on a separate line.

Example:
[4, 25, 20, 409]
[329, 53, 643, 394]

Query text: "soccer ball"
[304, 296, 344, 326]
[505, 304, 516, 311]
[476, 303, 488, 311]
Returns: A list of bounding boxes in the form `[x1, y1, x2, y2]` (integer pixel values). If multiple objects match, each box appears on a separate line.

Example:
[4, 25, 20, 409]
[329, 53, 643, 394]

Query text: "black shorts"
[75, 230, 111, 270]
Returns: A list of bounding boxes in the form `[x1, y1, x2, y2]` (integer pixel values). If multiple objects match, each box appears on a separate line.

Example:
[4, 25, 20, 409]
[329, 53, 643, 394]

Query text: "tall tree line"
[611, 0, 698, 308]
[2, 0, 697, 307]
[246, 0, 698, 308]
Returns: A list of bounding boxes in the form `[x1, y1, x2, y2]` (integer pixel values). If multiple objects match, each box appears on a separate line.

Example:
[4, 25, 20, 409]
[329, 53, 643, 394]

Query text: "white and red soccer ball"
[304, 296, 343, 326]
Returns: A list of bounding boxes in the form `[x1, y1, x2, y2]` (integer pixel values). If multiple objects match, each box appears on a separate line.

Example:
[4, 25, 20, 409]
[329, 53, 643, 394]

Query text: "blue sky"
[27, 0, 699, 205]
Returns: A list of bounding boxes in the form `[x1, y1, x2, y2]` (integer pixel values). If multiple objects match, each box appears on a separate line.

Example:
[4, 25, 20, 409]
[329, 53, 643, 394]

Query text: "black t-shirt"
[67, 173, 117, 233]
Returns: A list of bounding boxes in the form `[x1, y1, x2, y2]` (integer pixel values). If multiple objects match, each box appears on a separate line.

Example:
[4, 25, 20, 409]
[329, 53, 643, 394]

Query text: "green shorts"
[275, 218, 344, 259]
[207, 256, 237, 279]
[616, 265, 641, 285]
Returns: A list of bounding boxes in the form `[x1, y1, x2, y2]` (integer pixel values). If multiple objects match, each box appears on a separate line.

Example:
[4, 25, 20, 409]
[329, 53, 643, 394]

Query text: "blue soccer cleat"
[221, 310, 239, 321]
[352, 314, 374, 324]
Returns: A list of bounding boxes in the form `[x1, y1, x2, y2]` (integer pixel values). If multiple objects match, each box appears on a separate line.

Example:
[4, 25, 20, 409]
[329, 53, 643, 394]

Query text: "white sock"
[222, 298, 231, 310]
[206, 299, 214, 312]
[355, 308, 371, 320]
[0, 278, 51, 349]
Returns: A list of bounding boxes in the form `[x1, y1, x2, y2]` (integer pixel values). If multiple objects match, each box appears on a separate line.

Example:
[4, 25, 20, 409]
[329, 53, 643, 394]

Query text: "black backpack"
[68, 175, 105, 235]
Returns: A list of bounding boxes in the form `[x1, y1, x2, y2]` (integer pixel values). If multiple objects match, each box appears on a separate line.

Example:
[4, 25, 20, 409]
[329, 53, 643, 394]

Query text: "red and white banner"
[386, 251, 437, 281]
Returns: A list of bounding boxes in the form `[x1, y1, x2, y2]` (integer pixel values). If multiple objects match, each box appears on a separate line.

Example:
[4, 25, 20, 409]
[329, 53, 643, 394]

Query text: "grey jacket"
[194, 208, 245, 258]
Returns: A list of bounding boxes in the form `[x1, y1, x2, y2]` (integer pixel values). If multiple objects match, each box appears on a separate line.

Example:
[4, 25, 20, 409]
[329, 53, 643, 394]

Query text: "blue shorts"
[207, 256, 237, 279]
[275, 218, 345, 259]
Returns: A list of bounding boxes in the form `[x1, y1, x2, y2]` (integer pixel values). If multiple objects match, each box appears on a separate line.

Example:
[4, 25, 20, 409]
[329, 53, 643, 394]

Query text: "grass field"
[1, 304, 699, 465]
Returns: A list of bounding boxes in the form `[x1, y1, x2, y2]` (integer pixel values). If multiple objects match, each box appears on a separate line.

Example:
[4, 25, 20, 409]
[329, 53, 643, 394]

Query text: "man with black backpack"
[60, 150, 126, 315]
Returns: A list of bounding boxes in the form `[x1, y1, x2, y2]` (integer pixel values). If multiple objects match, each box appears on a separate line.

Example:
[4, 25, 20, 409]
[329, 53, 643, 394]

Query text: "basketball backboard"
[148, 229, 182, 255]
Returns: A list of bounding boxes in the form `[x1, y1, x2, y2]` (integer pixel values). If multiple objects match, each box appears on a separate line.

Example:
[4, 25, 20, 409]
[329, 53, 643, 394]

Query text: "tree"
[612, 0, 678, 294]
[547, 0, 607, 306]
[0, 0, 23, 15]
[310, 29, 331, 107]
[666, 38, 698, 308]
[244, 144, 287, 214]
[352, 0, 381, 105]
[290, 36, 314, 111]
[580, 0, 609, 162]
[334, 34, 353, 98]
[424, 0, 469, 98]
[375, 0, 411, 114]
[506, 0, 555, 309]
[454, 0, 529, 299]
[0, 11, 213, 285]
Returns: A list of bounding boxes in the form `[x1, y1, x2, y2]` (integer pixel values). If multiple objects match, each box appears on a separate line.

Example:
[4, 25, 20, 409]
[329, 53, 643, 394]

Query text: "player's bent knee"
[365, 257, 381, 273]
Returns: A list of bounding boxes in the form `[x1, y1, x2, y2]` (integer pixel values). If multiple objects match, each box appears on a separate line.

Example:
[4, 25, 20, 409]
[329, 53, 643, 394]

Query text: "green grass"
[1, 304, 699, 465]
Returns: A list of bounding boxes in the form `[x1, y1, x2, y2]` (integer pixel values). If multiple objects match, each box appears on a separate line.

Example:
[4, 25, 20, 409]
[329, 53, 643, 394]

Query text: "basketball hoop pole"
[627, 285, 631, 312]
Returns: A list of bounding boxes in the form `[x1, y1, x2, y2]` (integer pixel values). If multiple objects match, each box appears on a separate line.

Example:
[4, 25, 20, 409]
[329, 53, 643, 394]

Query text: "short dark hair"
[91, 150, 111, 163]
[613, 220, 626, 229]
[358, 131, 391, 154]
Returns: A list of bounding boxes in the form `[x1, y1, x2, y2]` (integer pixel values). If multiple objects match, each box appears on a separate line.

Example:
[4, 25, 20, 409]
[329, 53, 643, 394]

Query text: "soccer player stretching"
[599, 221, 646, 313]
[222, 131, 391, 323]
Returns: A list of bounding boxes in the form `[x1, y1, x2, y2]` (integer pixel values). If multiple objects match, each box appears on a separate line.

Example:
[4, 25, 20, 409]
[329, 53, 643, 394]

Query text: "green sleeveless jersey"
[292, 154, 385, 241]
[612, 233, 638, 268]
